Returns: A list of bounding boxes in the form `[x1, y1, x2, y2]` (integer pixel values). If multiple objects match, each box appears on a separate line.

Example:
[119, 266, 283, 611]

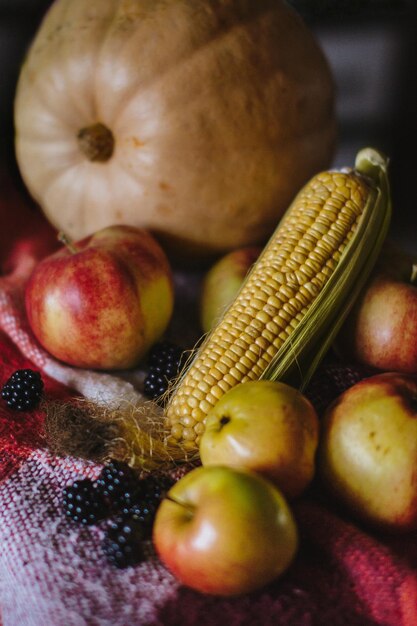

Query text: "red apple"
[336, 244, 417, 373]
[25, 225, 174, 369]
[318, 372, 417, 531]
[200, 246, 261, 333]
[199, 380, 319, 499]
[153, 465, 298, 596]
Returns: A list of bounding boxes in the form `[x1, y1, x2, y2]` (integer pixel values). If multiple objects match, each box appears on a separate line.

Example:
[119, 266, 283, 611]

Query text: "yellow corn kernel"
[165, 148, 391, 452]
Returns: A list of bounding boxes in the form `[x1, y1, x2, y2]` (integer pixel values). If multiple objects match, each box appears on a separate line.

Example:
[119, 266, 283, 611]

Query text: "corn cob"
[166, 148, 391, 452]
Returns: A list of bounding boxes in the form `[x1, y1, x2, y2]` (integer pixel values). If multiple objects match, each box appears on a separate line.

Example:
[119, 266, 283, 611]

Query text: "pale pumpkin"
[14, 0, 336, 258]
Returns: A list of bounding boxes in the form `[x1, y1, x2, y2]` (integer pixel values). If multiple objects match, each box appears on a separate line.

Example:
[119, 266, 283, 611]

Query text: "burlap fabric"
[1, 171, 416, 626]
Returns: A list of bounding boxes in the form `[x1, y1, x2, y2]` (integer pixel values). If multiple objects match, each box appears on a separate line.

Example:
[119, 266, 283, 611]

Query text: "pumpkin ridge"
[109, 159, 149, 196]
[99, 1, 288, 122]
[14, 0, 337, 257]
[91, 0, 134, 123]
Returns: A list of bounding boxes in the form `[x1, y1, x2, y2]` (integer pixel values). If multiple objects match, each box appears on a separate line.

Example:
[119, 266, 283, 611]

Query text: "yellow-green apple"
[25, 225, 174, 369]
[153, 465, 298, 596]
[336, 243, 417, 373]
[318, 372, 417, 531]
[200, 246, 261, 333]
[199, 380, 319, 499]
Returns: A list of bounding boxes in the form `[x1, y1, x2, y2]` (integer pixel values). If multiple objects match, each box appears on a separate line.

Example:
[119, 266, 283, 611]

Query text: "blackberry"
[144, 341, 186, 401]
[143, 370, 170, 402]
[103, 516, 146, 568]
[140, 473, 175, 501]
[1, 369, 44, 411]
[96, 460, 141, 510]
[147, 340, 184, 370]
[121, 500, 158, 539]
[120, 473, 175, 537]
[62, 478, 109, 525]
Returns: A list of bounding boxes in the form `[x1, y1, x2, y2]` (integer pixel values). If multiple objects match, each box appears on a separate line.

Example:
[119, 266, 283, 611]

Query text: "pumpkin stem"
[77, 122, 115, 162]
[58, 231, 77, 254]
[411, 264, 417, 285]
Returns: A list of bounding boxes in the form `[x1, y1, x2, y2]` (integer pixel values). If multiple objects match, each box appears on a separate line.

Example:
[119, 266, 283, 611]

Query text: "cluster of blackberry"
[1, 366, 179, 570]
[1, 369, 44, 411]
[143, 341, 186, 403]
[62, 460, 175, 568]
[0, 343, 187, 410]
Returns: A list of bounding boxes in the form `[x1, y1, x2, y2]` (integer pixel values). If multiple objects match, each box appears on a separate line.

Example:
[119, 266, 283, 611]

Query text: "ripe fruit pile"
[4, 0, 416, 604]
[149, 379, 318, 596]
[15, 229, 417, 595]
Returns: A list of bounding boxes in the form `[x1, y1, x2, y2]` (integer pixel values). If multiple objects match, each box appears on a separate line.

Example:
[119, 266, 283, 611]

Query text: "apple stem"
[220, 415, 231, 427]
[165, 494, 195, 515]
[411, 264, 417, 285]
[58, 231, 77, 254]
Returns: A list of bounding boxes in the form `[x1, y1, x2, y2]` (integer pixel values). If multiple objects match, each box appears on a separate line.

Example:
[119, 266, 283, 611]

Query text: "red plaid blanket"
[1, 169, 417, 626]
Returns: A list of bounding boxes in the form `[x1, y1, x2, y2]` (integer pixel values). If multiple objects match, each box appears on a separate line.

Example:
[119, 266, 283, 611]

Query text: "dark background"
[1, 0, 416, 253]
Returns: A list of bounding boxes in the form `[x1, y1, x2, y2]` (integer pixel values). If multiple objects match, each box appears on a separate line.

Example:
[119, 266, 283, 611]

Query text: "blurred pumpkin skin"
[14, 0, 336, 259]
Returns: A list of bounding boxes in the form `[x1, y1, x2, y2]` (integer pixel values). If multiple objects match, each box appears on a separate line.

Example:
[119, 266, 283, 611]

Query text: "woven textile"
[1, 172, 417, 626]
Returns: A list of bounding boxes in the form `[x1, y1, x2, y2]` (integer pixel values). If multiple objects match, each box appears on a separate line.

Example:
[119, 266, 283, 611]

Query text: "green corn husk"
[164, 146, 392, 452]
[261, 147, 391, 389]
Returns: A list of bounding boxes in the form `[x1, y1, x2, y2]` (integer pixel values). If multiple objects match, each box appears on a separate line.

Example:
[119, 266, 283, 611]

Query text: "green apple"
[200, 246, 261, 333]
[153, 465, 298, 596]
[318, 372, 417, 531]
[199, 380, 319, 499]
